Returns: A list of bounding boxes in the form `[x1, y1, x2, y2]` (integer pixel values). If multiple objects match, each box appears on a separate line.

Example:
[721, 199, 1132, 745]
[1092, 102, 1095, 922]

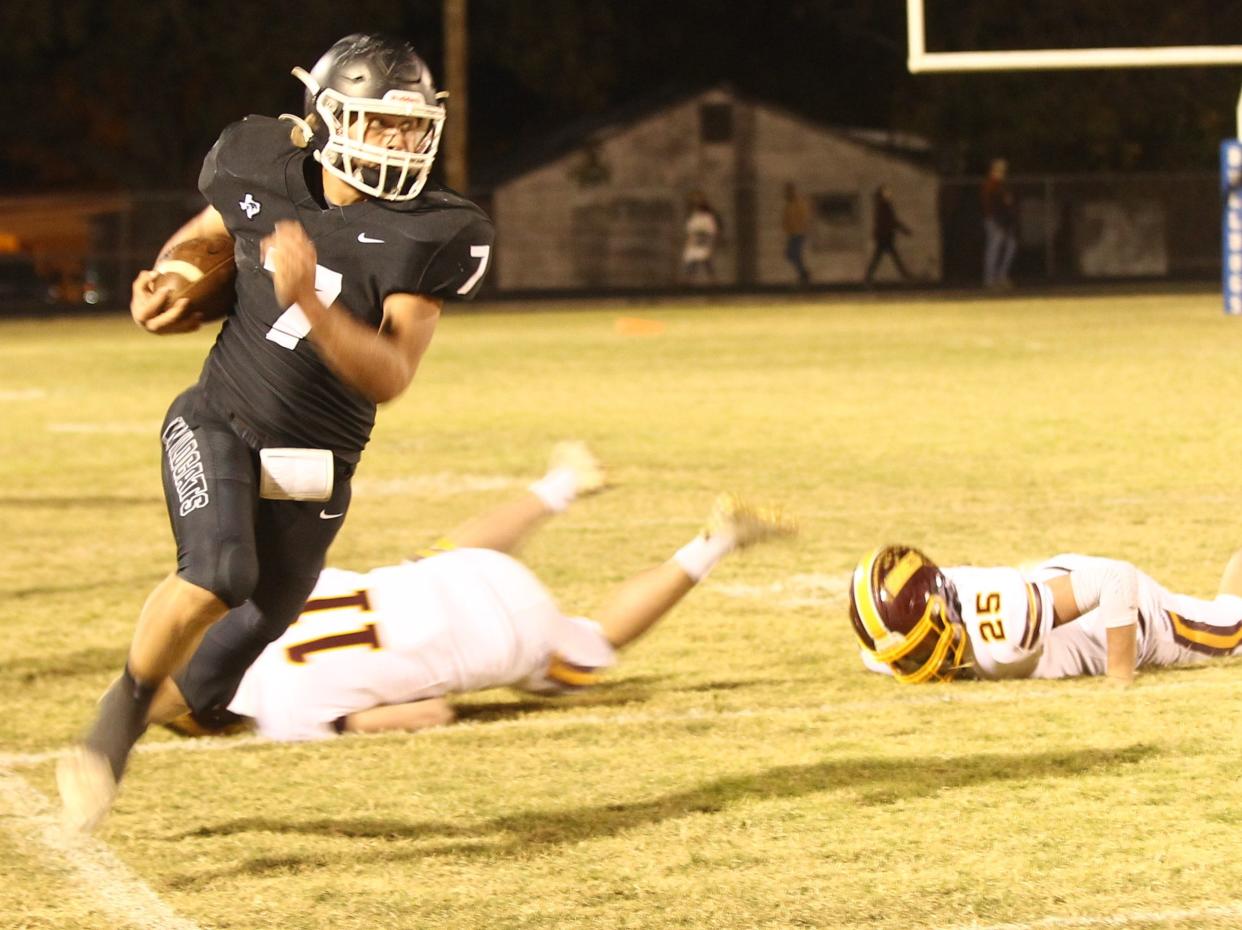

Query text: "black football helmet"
[291, 33, 445, 201]
[848, 545, 968, 683]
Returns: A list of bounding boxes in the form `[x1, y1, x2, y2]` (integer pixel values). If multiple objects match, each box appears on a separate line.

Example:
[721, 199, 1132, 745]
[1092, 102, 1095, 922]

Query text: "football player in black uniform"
[58, 33, 494, 832]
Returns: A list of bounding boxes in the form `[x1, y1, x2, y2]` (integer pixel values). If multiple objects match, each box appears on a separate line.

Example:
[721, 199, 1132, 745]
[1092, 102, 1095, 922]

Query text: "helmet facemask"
[884, 594, 968, 683]
[849, 546, 971, 684]
[319, 87, 444, 201]
[292, 66, 445, 202]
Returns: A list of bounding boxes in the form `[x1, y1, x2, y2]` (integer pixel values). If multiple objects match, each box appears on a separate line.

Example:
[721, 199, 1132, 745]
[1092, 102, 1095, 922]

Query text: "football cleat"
[703, 493, 798, 549]
[56, 746, 117, 834]
[548, 440, 608, 497]
[162, 709, 253, 739]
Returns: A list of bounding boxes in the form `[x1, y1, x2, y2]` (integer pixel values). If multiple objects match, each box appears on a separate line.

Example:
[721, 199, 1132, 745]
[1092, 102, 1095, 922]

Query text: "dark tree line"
[3, 0, 1241, 193]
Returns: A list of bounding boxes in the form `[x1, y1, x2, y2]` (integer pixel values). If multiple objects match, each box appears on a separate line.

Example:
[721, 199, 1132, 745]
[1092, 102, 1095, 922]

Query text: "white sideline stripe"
[713, 571, 849, 608]
[0, 388, 46, 400]
[942, 901, 1242, 929]
[351, 473, 518, 497]
[0, 767, 202, 930]
[2, 674, 1237, 770]
[0, 735, 273, 769]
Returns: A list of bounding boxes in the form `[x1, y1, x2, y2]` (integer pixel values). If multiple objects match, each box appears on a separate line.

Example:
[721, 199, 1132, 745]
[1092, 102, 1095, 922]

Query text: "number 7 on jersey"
[262, 252, 344, 350]
[456, 245, 490, 295]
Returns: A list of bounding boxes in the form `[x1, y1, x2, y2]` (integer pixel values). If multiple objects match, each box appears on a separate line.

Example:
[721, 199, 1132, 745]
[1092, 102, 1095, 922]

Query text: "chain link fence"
[0, 173, 1222, 312]
[938, 173, 1220, 286]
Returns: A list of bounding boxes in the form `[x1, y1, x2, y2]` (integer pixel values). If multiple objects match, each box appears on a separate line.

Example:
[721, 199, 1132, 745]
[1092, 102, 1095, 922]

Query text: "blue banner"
[1222, 140, 1242, 315]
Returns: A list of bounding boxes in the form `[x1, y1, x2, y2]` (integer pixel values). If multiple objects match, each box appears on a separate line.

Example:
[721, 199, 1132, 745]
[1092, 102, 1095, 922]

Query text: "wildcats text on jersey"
[161, 417, 210, 516]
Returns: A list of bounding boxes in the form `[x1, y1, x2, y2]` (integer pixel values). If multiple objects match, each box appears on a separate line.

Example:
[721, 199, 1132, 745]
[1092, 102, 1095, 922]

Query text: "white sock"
[528, 467, 579, 513]
[672, 531, 736, 582]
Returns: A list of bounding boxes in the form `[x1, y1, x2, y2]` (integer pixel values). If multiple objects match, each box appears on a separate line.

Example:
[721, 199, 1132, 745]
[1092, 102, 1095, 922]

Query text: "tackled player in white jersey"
[148, 443, 797, 741]
[849, 544, 1242, 685]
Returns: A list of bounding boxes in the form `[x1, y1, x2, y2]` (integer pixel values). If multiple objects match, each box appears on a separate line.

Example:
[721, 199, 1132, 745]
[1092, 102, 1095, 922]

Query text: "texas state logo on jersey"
[944, 566, 1055, 680]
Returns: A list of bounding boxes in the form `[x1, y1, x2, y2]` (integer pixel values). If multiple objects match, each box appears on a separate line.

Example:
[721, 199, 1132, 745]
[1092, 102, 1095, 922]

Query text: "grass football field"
[4, 290, 1242, 930]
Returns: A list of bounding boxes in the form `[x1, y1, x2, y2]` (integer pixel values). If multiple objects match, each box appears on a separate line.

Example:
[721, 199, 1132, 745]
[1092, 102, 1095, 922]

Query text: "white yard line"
[0, 766, 202, 930]
[1, 673, 1234, 769]
[712, 571, 849, 608]
[351, 473, 518, 497]
[943, 902, 1242, 929]
[0, 734, 273, 769]
[438, 673, 1242, 735]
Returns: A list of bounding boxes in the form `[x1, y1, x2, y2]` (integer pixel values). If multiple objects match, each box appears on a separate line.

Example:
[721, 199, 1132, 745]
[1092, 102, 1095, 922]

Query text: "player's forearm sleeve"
[1069, 558, 1139, 629]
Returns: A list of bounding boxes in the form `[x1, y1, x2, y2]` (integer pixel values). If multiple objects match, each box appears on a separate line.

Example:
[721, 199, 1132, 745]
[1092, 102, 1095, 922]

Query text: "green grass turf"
[3, 291, 1242, 929]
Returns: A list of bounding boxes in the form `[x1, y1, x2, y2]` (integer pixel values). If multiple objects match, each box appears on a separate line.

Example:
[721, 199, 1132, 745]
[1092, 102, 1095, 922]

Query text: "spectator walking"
[681, 191, 720, 284]
[863, 185, 913, 286]
[981, 158, 1017, 288]
[782, 182, 811, 287]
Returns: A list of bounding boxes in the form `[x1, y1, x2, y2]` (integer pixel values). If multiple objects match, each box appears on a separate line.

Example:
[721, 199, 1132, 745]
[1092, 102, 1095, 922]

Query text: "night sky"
[4, 0, 1242, 194]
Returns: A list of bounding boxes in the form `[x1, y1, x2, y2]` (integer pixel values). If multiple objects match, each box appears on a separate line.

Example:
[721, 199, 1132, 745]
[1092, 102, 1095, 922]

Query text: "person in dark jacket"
[863, 185, 913, 286]
[981, 158, 1017, 288]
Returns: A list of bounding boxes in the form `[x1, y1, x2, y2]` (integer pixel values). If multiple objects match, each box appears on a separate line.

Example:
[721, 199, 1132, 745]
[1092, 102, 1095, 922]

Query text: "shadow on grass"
[616, 674, 792, 694]
[165, 743, 1157, 887]
[451, 687, 652, 722]
[444, 675, 777, 723]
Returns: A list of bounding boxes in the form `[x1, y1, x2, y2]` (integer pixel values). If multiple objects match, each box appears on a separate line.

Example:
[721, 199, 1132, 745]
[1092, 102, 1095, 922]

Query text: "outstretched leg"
[57, 574, 227, 833]
[597, 493, 797, 649]
[59, 388, 259, 833]
[440, 441, 607, 554]
[1217, 549, 1242, 597]
[889, 244, 913, 280]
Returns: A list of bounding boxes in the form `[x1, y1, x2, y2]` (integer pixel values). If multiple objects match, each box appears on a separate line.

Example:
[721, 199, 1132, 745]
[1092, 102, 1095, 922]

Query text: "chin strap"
[283, 67, 322, 149]
[278, 113, 315, 149]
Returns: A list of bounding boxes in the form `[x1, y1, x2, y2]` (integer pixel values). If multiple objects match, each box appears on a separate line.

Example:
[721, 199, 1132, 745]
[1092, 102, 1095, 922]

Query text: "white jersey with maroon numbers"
[860, 553, 1242, 681]
[943, 565, 1055, 680]
[228, 548, 615, 740]
[1027, 554, 1242, 678]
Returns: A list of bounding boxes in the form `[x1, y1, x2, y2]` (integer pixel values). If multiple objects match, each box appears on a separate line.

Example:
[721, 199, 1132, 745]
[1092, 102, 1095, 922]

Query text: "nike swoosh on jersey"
[319, 510, 345, 519]
[356, 233, 385, 244]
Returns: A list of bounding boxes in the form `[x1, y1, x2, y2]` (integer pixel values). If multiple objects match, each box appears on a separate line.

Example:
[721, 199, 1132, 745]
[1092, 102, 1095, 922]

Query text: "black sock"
[83, 665, 156, 782]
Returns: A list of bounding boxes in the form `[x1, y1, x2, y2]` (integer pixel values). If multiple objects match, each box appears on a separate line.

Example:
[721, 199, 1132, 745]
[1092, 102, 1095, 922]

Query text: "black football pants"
[157, 385, 353, 714]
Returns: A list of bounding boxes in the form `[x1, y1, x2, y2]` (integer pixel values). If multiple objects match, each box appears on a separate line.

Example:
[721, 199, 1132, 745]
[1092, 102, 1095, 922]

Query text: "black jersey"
[196, 116, 494, 461]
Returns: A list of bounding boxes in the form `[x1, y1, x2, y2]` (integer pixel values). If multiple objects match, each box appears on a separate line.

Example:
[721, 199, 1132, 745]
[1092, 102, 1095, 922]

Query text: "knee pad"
[181, 536, 259, 609]
[215, 541, 261, 608]
[251, 572, 321, 638]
